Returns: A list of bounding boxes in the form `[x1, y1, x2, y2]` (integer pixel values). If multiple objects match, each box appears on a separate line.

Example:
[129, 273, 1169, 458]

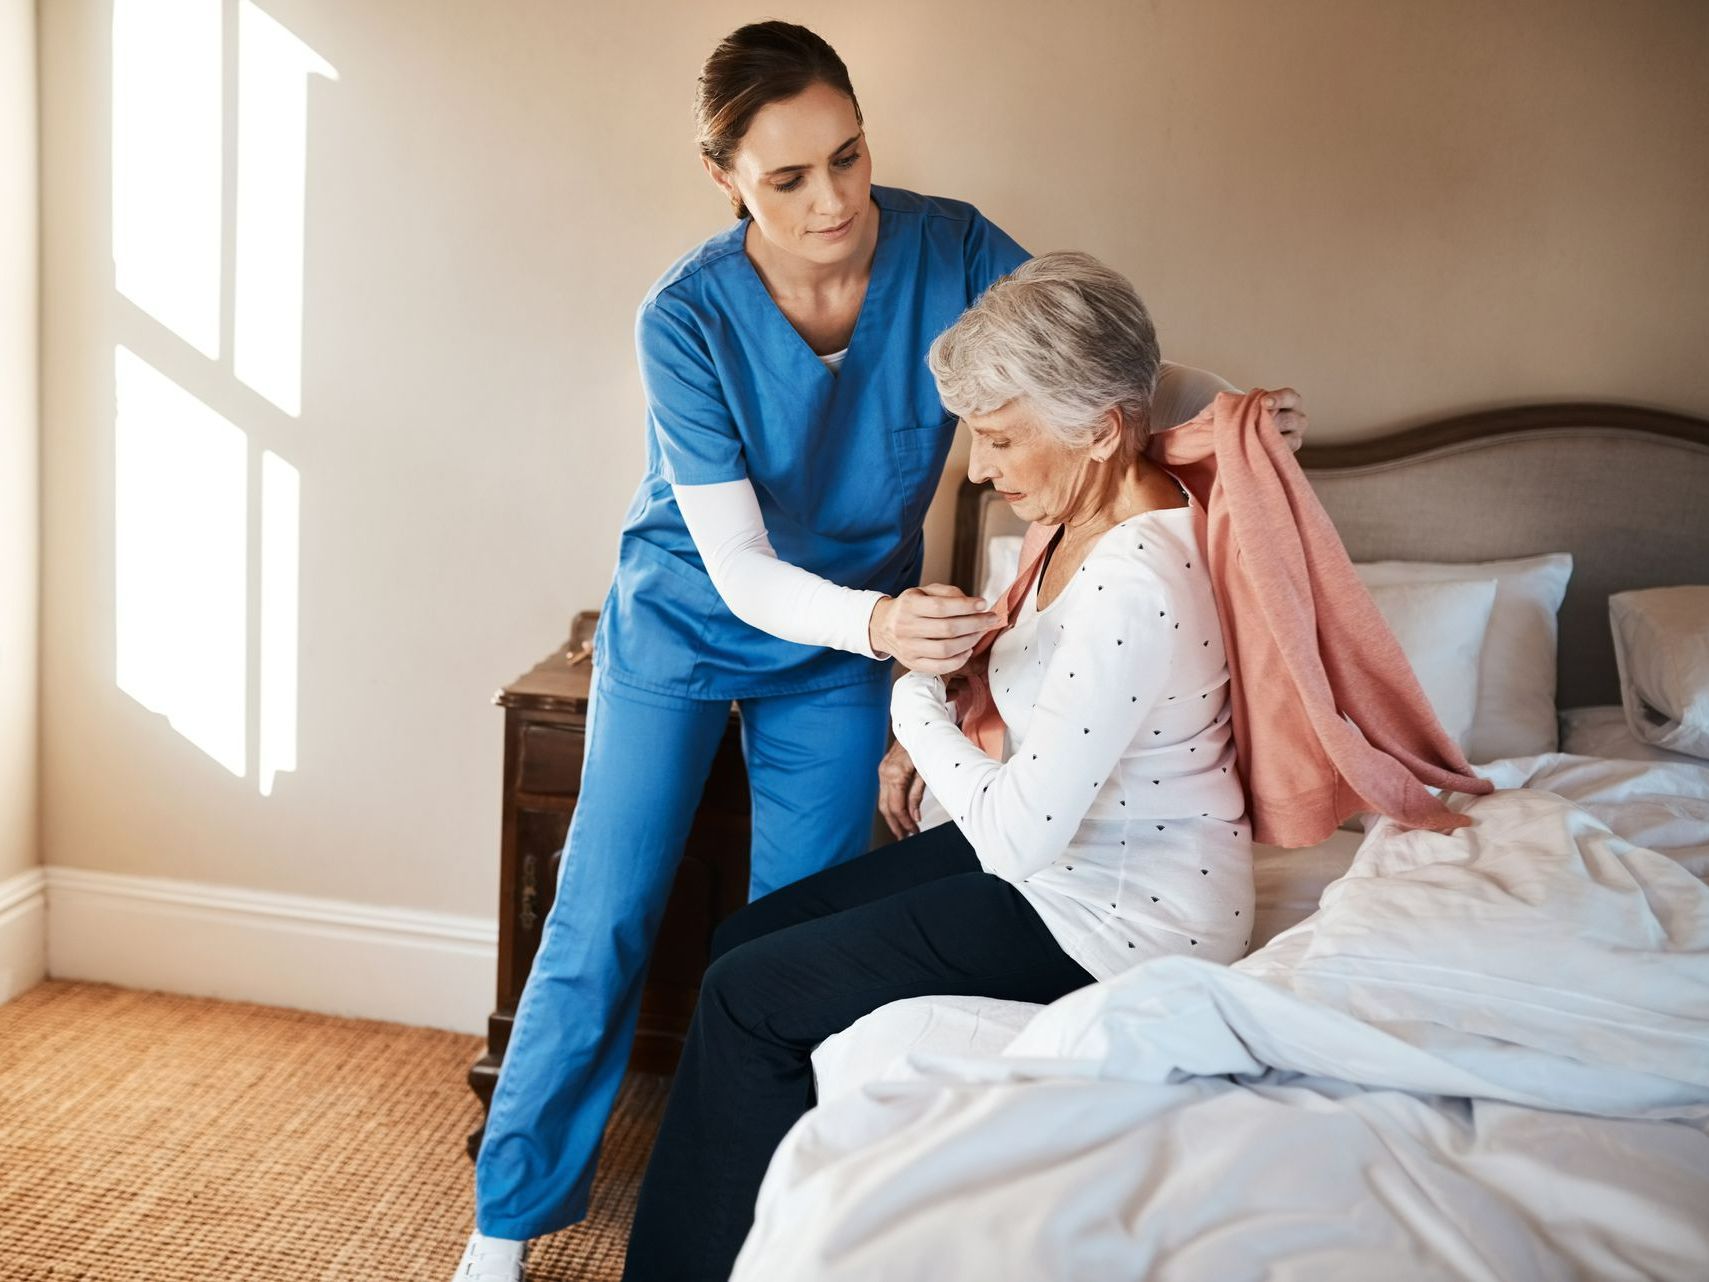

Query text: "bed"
[732, 402, 1709, 1281]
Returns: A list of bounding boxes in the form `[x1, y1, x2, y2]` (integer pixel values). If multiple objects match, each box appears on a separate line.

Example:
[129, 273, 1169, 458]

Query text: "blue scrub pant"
[473, 668, 890, 1240]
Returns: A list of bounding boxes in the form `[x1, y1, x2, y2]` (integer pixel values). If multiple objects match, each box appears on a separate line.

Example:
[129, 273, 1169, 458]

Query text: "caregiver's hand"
[869, 584, 997, 675]
[1266, 387, 1308, 453]
[877, 738, 927, 840]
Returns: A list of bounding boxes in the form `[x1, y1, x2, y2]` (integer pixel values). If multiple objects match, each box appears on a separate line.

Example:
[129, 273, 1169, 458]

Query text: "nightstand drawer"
[517, 723, 584, 797]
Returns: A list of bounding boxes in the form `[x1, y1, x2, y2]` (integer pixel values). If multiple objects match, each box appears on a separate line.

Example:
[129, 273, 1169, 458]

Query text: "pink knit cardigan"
[955, 390, 1492, 848]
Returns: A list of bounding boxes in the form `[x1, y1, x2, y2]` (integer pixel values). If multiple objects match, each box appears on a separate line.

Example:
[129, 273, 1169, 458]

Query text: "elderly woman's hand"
[1265, 387, 1308, 453]
[869, 584, 997, 674]
[877, 737, 928, 839]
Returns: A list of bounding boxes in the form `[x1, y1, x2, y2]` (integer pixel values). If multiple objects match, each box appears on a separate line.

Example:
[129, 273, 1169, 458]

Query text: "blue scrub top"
[595, 185, 1029, 700]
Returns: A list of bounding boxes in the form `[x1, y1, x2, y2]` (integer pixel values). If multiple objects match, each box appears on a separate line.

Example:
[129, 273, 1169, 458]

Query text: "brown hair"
[695, 21, 863, 219]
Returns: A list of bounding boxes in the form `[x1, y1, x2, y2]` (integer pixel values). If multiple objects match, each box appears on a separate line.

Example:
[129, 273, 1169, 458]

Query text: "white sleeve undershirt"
[672, 477, 888, 660]
[1152, 360, 1239, 433]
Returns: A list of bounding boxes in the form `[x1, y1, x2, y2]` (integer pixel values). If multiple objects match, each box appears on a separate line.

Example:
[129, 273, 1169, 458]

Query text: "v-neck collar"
[733, 191, 897, 388]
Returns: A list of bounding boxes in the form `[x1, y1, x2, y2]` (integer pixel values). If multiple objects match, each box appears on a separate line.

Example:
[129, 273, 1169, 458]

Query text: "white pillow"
[1363, 578, 1497, 754]
[1356, 553, 1573, 762]
[1559, 704, 1706, 766]
[1610, 586, 1709, 760]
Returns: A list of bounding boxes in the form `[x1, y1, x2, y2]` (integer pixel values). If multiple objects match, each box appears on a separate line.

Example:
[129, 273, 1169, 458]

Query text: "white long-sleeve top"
[890, 489, 1253, 981]
[673, 479, 887, 659]
[668, 361, 1237, 663]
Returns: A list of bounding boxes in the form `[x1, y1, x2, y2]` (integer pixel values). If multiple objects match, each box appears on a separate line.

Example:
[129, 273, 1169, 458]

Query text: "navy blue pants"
[620, 820, 1097, 1282]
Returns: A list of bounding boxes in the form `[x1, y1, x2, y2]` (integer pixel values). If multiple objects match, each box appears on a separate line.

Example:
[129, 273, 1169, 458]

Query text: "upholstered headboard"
[950, 403, 1709, 710]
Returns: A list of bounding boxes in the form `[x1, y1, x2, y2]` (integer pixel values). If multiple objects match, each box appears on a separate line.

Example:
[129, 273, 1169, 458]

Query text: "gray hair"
[927, 250, 1160, 451]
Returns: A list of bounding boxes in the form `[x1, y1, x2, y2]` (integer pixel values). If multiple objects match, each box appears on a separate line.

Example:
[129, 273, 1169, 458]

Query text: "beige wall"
[2, 0, 38, 888]
[38, 0, 1709, 917]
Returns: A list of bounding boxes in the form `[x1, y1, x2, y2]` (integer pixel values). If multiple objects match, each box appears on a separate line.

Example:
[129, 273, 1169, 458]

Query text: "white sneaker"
[453, 1231, 529, 1281]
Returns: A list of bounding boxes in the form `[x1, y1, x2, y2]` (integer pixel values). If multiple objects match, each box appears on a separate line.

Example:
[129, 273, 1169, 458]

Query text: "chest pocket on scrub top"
[889, 416, 955, 529]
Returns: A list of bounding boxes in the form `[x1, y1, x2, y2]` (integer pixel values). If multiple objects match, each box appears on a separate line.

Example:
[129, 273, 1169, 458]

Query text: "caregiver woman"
[455, 20, 1306, 1280]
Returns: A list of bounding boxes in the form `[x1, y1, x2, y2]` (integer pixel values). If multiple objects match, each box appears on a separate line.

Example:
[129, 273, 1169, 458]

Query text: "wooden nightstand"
[465, 611, 752, 1158]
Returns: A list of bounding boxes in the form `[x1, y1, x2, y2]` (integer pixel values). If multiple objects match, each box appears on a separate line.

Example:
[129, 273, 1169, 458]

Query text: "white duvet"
[733, 755, 1709, 1282]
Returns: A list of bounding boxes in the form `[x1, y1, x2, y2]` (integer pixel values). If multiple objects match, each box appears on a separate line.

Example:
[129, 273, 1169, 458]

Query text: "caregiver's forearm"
[674, 478, 886, 659]
[1151, 360, 1239, 433]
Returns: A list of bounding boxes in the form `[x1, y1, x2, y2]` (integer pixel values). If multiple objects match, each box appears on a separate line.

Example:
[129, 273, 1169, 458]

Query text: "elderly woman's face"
[964, 400, 1096, 525]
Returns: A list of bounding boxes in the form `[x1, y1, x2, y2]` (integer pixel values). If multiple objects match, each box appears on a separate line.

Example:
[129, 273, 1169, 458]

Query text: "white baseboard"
[43, 866, 497, 1034]
[0, 867, 48, 1004]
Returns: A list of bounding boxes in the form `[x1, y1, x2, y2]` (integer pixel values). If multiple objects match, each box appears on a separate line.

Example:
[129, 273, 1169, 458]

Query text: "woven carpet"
[0, 981, 668, 1281]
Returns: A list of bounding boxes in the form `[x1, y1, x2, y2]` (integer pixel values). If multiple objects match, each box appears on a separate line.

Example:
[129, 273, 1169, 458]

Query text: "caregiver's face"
[715, 81, 873, 265]
[965, 401, 1092, 526]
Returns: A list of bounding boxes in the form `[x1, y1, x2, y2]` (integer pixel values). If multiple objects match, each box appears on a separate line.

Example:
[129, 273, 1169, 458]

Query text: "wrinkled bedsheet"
[734, 755, 1709, 1282]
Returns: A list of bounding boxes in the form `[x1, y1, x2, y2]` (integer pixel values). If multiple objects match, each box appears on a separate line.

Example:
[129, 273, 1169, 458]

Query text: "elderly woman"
[617, 250, 1253, 1282]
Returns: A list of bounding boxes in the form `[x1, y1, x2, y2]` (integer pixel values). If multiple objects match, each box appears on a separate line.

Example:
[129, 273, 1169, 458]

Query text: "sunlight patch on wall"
[111, 0, 222, 358]
[114, 345, 248, 777]
[235, 0, 339, 417]
[259, 451, 300, 797]
[110, 2, 334, 795]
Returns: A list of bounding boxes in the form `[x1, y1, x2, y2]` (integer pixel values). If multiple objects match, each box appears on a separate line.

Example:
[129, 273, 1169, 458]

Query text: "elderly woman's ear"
[1089, 408, 1126, 463]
